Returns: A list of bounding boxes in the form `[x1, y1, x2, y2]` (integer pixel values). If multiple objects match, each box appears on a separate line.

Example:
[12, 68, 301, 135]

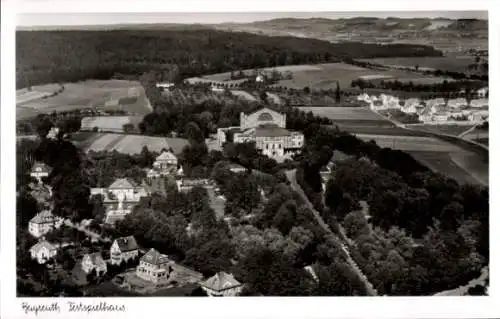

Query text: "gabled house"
[152, 151, 178, 174]
[28, 210, 62, 238]
[30, 240, 58, 264]
[476, 87, 488, 98]
[447, 98, 468, 109]
[82, 252, 107, 276]
[402, 98, 420, 114]
[110, 236, 139, 265]
[136, 248, 173, 283]
[200, 272, 243, 297]
[30, 162, 51, 184]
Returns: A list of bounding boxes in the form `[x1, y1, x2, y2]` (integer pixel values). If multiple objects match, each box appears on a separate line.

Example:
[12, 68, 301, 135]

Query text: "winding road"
[285, 169, 378, 296]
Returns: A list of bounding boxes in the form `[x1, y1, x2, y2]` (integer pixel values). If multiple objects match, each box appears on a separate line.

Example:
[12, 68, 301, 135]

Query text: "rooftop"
[200, 272, 242, 292]
[109, 178, 136, 189]
[30, 210, 56, 224]
[115, 236, 139, 252]
[255, 126, 291, 137]
[30, 240, 57, 253]
[156, 151, 177, 162]
[140, 248, 170, 265]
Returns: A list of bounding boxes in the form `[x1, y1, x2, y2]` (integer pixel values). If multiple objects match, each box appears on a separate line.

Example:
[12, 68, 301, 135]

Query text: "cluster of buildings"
[217, 107, 305, 161]
[357, 93, 489, 124]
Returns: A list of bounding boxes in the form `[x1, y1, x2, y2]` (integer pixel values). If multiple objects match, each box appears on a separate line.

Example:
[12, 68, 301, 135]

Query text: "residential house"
[110, 236, 139, 265]
[469, 99, 489, 109]
[401, 98, 420, 114]
[255, 74, 265, 83]
[136, 248, 173, 283]
[28, 210, 62, 238]
[426, 98, 446, 113]
[156, 82, 175, 90]
[370, 99, 385, 111]
[380, 94, 400, 109]
[147, 151, 178, 179]
[30, 162, 51, 183]
[30, 240, 58, 264]
[418, 106, 433, 123]
[82, 252, 108, 276]
[476, 87, 488, 98]
[200, 272, 243, 297]
[46, 127, 60, 139]
[468, 110, 489, 123]
[447, 98, 468, 109]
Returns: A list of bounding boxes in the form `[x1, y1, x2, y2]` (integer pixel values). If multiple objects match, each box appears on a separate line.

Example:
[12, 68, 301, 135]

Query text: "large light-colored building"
[28, 210, 62, 238]
[136, 248, 172, 283]
[91, 178, 149, 224]
[217, 108, 304, 160]
[30, 240, 58, 264]
[110, 236, 139, 265]
[200, 272, 243, 297]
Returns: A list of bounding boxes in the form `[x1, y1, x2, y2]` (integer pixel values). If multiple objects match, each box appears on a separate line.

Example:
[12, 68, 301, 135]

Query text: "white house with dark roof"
[110, 236, 139, 265]
[28, 210, 62, 238]
[136, 248, 173, 283]
[217, 108, 304, 160]
[401, 98, 420, 114]
[476, 87, 488, 98]
[147, 151, 179, 179]
[30, 162, 51, 183]
[30, 240, 58, 264]
[200, 272, 243, 297]
[82, 252, 107, 276]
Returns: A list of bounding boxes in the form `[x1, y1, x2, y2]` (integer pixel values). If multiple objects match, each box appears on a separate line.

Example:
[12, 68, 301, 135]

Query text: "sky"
[17, 11, 488, 27]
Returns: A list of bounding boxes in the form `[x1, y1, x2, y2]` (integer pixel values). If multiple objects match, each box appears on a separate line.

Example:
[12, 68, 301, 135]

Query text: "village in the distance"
[16, 13, 489, 297]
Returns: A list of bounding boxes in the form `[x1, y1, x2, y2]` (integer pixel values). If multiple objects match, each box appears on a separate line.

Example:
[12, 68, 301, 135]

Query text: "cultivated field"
[359, 56, 477, 73]
[409, 151, 482, 185]
[450, 152, 489, 186]
[198, 63, 449, 89]
[410, 124, 475, 137]
[298, 106, 382, 121]
[356, 134, 465, 153]
[80, 116, 143, 133]
[16, 80, 152, 119]
[84, 133, 189, 155]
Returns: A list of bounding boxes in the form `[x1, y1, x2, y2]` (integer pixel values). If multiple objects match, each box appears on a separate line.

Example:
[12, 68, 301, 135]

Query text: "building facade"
[136, 248, 173, 283]
[30, 240, 58, 264]
[110, 236, 139, 265]
[30, 162, 51, 183]
[90, 178, 149, 224]
[147, 151, 179, 179]
[28, 210, 62, 238]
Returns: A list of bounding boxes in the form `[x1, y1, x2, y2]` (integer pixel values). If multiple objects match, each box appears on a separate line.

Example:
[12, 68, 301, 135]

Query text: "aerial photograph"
[16, 11, 489, 297]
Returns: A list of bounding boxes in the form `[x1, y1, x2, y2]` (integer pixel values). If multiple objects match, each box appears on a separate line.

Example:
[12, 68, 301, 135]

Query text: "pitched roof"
[200, 272, 242, 291]
[30, 240, 57, 253]
[84, 252, 106, 267]
[156, 151, 177, 162]
[109, 178, 135, 189]
[140, 248, 170, 265]
[29, 210, 56, 224]
[114, 236, 138, 252]
[255, 126, 291, 137]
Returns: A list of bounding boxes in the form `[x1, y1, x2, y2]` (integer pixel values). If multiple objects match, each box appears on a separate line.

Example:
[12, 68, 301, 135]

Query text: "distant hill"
[17, 23, 212, 31]
[211, 17, 488, 51]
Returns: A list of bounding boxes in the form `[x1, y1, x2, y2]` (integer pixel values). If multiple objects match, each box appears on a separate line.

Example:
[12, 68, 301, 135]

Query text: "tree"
[343, 210, 369, 239]
[260, 91, 268, 103]
[122, 123, 135, 133]
[335, 81, 341, 103]
[185, 122, 204, 144]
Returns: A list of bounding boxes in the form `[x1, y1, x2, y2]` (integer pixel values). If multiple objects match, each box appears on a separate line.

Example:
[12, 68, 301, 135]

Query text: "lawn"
[408, 151, 481, 185]
[297, 106, 383, 121]
[80, 116, 143, 133]
[16, 80, 152, 120]
[85, 133, 190, 155]
[198, 62, 448, 89]
[409, 124, 475, 137]
[359, 56, 477, 74]
[356, 134, 464, 153]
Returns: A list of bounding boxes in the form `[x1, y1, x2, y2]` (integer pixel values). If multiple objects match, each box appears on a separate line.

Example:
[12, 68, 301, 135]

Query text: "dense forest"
[17, 29, 442, 88]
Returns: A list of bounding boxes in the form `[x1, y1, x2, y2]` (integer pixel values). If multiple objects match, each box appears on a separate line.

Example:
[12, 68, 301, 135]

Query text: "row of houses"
[357, 93, 489, 124]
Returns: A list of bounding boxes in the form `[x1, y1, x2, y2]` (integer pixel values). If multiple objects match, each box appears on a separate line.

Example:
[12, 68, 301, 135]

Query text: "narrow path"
[458, 123, 480, 138]
[285, 169, 378, 296]
[64, 219, 111, 243]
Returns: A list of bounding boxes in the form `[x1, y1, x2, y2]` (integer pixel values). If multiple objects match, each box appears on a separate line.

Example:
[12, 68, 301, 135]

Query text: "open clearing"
[81, 116, 143, 133]
[410, 124, 475, 137]
[409, 151, 483, 186]
[16, 80, 152, 120]
[359, 56, 477, 73]
[199, 63, 448, 89]
[84, 133, 189, 155]
[356, 134, 465, 153]
[230, 90, 257, 101]
[298, 106, 382, 121]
